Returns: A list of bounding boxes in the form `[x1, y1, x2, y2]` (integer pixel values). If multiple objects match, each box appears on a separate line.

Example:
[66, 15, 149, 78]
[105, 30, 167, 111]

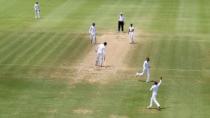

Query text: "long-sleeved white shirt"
[89, 25, 96, 35]
[150, 80, 162, 95]
[34, 3, 40, 11]
[118, 15, 125, 22]
[143, 60, 150, 69]
[97, 43, 105, 55]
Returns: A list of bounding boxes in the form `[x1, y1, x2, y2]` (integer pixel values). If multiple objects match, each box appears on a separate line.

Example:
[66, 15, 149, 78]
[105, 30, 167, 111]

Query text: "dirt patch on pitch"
[73, 108, 93, 114]
[110, 114, 128, 118]
[71, 32, 139, 84]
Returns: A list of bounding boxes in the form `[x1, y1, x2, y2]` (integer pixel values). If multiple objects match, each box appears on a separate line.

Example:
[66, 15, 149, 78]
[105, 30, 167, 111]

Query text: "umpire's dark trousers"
[118, 21, 124, 32]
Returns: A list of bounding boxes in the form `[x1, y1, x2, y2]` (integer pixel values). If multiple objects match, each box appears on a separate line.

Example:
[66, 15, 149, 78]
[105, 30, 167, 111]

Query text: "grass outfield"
[0, 0, 210, 118]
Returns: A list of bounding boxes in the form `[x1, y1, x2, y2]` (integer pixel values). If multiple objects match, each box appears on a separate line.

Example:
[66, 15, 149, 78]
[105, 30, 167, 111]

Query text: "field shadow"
[138, 79, 155, 83]
[147, 107, 167, 111]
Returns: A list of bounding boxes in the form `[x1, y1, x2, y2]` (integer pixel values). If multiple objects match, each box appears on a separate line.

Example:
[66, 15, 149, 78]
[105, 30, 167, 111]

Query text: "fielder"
[95, 42, 107, 67]
[34, 2, 41, 19]
[147, 77, 162, 110]
[89, 22, 96, 44]
[136, 57, 150, 82]
[128, 24, 135, 43]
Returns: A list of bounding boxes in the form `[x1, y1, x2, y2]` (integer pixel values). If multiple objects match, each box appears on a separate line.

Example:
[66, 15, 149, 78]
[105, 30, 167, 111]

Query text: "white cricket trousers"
[90, 33, 96, 44]
[35, 10, 40, 19]
[129, 32, 134, 43]
[139, 68, 150, 82]
[149, 94, 160, 107]
[96, 53, 104, 66]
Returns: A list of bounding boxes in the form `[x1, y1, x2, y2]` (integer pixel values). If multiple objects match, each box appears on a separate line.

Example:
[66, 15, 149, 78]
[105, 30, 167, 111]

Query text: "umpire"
[118, 12, 125, 32]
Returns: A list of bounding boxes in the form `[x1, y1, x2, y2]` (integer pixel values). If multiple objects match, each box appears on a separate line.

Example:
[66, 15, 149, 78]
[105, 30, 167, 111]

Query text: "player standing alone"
[128, 24, 135, 44]
[95, 42, 107, 67]
[118, 13, 125, 32]
[147, 77, 162, 110]
[89, 22, 96, 44]
[136, 57, 150, 83]
[34, 2, 41, 19]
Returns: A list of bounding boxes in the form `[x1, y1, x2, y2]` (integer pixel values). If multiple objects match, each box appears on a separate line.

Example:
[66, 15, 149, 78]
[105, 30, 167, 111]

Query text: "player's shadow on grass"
[138, 79, 155, 83]
[147, 107, 167, 111]
[95, 65, 112, 70]
[129, 42, 137, 44]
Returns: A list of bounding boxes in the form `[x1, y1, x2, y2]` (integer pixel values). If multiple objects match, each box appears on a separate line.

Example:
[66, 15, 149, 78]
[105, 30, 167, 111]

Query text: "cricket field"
[0, 0, 210, 118]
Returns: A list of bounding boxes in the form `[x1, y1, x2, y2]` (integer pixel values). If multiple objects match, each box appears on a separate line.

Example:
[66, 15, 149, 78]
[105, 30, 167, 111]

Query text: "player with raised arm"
[147, 77, 163, 110]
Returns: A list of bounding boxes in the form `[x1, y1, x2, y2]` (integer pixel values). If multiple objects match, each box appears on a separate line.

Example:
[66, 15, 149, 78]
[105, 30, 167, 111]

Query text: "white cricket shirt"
[143, 60, 149, 69]
[129, 26, 134, 32]
[89, 25, 96, 35]
[34, 4, 40, 11]
[97, 44, 105, 54]
[118, 15, 125, 22]
[150, 80, 162, 95]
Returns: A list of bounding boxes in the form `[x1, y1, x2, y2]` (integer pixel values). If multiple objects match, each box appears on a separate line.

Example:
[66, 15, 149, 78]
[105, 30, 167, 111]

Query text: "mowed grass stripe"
[198, 0, 210, 33]
[146, 0, 179, 33]
[2, 32, 46, 65]
[34, 33, 73, 65]
[0, 32, 31, 64]
[62, 0, 107, 31]
[0, 32, 20, 52]
[1, 32, 38, 64]
[17, 33, 58, 65]
[6, 32, 61, 65]
[52, 34, 90, 65]
[20, 32, 56, 65]
[31, 0, 87, 29]
[0, 32, 11, 41]
[0, 32, 44, 64]
[175, 0, 200, 34]
[27, 34, 78, 65]
[0, 32, 48, 72]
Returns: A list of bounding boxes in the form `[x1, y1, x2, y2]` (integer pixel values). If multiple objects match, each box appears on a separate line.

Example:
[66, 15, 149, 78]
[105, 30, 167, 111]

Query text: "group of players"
[89, 13, 163, 110]
[34, 2, 163, 111]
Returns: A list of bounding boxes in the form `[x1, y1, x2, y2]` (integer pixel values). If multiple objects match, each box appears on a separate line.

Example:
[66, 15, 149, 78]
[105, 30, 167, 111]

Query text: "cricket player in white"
[89, 23, 96, 44]
[147, 77, 162, 110]
[118, 12, 125, 32]
[128, 24, 135, 43]
[136, 57, 150, 82]
[34, 2, 40, 19]
[96, 42, 107, 67]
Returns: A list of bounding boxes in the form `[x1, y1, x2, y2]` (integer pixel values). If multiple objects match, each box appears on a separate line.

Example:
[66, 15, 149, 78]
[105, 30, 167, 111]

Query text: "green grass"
[0, 0, 210, 118]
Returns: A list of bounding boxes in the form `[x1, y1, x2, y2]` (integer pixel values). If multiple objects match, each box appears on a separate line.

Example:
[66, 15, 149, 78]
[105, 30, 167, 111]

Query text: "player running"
[136, 57, 150, 83]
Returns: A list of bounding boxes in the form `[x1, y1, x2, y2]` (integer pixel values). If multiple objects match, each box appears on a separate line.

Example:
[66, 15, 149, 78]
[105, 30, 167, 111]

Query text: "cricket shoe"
[147, 106, 151, 109]
[135, 72, 140, 77]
